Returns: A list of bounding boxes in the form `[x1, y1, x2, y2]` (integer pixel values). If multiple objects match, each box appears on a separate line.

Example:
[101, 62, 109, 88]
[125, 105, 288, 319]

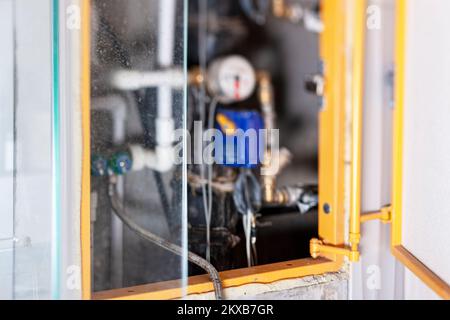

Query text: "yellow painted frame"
[94, 258, 340, 300]
[392, 0, 450, 300]
[81, 0, 92, 300]
[83, 0, 364, 300]
[313, 0, 366, 263]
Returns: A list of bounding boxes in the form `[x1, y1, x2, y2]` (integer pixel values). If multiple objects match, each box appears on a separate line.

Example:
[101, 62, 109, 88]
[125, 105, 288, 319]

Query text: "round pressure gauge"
[207, 55, 256, 104]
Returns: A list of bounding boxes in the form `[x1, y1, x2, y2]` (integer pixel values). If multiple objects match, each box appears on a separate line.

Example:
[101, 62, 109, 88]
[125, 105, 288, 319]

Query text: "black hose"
[108, 182, 223, 300]
[233, 169, 262, 216]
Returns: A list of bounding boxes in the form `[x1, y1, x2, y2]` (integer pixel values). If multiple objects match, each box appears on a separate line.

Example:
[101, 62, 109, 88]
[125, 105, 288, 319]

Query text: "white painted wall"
[0, 0, 15, 300]
[402, 0, 450, 287]
[352, 0, 448, 300]
[351, 0, 403, 300]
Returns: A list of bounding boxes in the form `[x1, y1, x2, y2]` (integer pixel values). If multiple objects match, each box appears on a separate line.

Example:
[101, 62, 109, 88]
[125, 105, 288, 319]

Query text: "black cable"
[109, 181, 224, 300]
[233, 169, 262, 216]
[153, 170, 171, 216]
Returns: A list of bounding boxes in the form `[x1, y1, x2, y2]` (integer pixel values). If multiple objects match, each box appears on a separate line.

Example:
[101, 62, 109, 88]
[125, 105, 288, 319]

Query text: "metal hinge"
[310, 238, 360, 262]
[310, 205, 392, 262]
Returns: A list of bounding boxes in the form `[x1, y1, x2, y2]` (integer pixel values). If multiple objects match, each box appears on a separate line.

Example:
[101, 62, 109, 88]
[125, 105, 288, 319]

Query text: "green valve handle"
[108, 151, 133, 176]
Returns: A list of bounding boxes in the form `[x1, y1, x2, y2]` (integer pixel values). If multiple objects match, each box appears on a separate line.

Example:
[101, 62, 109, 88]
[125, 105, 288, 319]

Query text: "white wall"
[352, 0, 448, 300]
[351, 0, 403, 300]
[402, 0, 450, 288]
[0, 0, 15, 300]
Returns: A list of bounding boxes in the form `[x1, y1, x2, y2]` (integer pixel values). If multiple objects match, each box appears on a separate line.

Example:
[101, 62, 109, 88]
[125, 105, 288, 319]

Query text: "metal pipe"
[349, 0, 366, 255]
[258, 72, 295, 205]
[360, 206, 392, 224]
[258, 72, 277, 203]
[155, 0, 176, 171]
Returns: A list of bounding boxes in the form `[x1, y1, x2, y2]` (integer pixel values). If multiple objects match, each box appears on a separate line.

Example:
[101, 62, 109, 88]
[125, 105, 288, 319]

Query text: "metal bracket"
[360, 205, 392, 224]
[310, 239, 360, 262]
[310, 205, 392, 262]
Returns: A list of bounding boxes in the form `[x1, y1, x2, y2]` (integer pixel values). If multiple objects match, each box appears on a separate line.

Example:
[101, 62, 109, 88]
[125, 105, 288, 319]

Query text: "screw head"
[323, 203, 331, 214]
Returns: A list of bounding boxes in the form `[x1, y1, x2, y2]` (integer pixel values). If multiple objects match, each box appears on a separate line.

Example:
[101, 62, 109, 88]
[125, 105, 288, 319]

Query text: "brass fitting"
[258, 72, 273, 107]
[272, 0, 286, 18]
[262, 175, 277, 203]
[272, 0, 304, 23]
[258, 71, 295, 206]
[258, 71, 283, 205]
[262, 181, 289, 204]
[310, 238, 323, 259]
[189, 67, 205, 86]
[261, 148, 293, 205]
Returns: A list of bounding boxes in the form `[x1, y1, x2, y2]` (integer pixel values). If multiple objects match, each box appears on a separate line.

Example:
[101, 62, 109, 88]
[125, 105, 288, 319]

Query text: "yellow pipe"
[360, 206, 392, 224]
[349, 0, 366, 256]
[392, 0, 407, 247]
[188, 67, 205, 86]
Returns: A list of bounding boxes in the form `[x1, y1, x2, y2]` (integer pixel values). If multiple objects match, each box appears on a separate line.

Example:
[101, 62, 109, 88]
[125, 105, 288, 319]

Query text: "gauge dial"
[207, 55, 256, 104]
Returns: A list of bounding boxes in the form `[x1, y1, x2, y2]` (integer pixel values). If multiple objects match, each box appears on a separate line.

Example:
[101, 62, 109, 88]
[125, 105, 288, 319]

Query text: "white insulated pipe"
[99, 0, 179, 288]
[128, 0, 178, 173]
[156, 0, 177, 144]
[158, 0, 176, 68]
[110, 69, 184, 91]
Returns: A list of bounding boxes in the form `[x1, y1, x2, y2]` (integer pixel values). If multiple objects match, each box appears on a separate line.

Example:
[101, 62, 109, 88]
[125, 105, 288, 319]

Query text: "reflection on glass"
[91, 0, 187, 292]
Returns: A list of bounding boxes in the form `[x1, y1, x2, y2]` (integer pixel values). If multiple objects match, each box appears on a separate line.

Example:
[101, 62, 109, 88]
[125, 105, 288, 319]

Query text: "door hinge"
[310, 205, 392, 262]
[310, 238, 360, 262]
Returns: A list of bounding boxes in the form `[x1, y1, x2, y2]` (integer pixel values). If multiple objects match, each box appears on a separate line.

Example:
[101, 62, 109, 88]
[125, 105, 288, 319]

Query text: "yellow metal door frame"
[391, 0, 450, 300]
[311, 0, 365, 263]
[81, 0, 92, 300]
[80, 0, 366, 300]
